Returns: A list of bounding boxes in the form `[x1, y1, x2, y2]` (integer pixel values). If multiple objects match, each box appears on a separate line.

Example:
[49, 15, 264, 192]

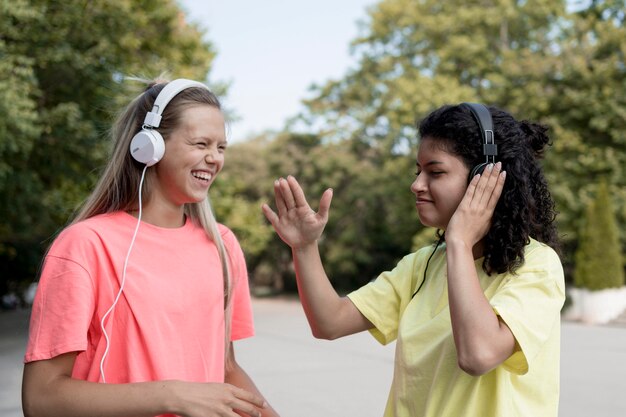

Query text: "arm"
[225, 344, 278, 417]
[22, 353, 267, 417]
[262, 176, 372, 340]
[444, 163, 515, 376]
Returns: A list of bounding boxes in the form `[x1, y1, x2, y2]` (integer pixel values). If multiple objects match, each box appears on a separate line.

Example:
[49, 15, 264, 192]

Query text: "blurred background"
[1, 0, 626, 415]
[2, 0, 624, 309]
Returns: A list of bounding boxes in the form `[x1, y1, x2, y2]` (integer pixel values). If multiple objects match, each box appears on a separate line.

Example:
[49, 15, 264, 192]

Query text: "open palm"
[262, 176, 333, 249]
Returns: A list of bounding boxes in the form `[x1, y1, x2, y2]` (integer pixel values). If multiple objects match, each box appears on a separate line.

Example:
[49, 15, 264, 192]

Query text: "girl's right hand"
[262, 176, 333, 249]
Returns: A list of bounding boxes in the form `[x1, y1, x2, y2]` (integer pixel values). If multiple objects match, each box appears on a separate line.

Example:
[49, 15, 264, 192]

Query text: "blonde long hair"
[73, 79, 234, 361]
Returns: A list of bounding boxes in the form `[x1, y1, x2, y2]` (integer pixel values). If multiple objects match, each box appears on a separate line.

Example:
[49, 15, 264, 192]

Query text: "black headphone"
[461, 102, 498, 180]
[129, 79, 210, 166]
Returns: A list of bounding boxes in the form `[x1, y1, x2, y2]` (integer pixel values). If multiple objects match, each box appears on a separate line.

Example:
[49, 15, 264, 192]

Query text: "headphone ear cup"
[469, 162, 488, 182]
[129, 129, 165, 166]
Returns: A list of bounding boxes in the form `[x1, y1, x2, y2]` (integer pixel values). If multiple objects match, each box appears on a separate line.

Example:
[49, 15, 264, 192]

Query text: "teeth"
[192, 172, 212, 181]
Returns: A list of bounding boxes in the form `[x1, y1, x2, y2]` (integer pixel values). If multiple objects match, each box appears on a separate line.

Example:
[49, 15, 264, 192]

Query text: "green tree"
[302, 0, 567, 153]
[0, 0, 217, 296]
[297, 0, 626, 283]
[495, 0, 626, 264]
[574, 180, 625, 290]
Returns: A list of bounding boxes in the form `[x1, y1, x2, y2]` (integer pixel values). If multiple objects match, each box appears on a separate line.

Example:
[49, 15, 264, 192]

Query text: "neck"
[129, 200, 186, 228]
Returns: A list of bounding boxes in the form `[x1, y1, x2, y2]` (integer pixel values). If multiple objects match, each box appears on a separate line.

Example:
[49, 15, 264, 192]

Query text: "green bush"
[574, 180, 625, 290]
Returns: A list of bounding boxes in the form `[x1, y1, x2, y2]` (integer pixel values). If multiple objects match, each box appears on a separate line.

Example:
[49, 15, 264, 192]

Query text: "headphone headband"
[130, 79, 210, 166]
[461, 102, 497, 164]
[143, 79, 210, 128]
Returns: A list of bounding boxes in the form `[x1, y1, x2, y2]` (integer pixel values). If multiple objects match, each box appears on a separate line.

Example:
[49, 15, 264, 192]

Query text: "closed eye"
[415, 170, 444, 177]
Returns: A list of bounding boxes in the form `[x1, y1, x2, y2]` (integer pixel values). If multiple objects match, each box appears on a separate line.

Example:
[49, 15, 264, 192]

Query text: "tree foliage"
[290, 0, 626, 287]
[574, 180, 624, 290]
[0, 0, 216, 295]
[2, 0, 625, 296]
[214, 130, 422, 293]
[215, 0, 625, 292]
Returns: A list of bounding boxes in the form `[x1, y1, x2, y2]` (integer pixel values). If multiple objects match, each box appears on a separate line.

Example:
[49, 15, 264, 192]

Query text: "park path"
[1, 297, 625, 416]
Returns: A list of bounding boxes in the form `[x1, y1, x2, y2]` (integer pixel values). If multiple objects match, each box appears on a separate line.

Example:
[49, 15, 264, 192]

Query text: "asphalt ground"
[1, 297, 625, 417]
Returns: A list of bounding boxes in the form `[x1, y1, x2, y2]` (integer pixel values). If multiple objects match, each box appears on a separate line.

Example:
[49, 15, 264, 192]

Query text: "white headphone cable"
[99, 165, 148, 383]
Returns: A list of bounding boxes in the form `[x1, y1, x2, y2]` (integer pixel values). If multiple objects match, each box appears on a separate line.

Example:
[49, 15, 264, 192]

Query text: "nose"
[411, 173, 425, 195]
[204, 146, 220, 163]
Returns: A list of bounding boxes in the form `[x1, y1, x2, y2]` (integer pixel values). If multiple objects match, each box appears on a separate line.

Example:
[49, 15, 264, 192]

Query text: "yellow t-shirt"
[348, 238, 565, 417]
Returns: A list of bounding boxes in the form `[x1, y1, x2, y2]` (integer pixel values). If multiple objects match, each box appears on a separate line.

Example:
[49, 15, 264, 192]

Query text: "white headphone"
[129, 79, 210, 166]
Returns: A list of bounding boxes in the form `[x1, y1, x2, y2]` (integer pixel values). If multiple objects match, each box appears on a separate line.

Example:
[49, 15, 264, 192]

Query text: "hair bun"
[520, 120, 550, 158]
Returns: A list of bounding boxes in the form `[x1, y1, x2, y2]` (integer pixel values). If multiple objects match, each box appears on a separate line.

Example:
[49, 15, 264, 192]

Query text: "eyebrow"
[189, 136, 227, 144]
[416, 160, 444, 168]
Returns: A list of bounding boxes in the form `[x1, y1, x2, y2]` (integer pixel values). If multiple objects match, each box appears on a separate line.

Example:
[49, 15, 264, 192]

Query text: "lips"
[192, 170, 213, 182]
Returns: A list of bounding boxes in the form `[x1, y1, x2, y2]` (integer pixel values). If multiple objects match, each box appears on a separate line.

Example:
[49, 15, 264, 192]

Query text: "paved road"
[2, 297, 626, 416]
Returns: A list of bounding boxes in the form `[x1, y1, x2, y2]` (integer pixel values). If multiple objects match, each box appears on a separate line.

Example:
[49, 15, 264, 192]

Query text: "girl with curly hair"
[262, 103, 564, 417]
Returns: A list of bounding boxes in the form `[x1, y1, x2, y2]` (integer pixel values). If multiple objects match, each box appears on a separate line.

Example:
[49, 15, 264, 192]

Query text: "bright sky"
[178, 0, 376, 142]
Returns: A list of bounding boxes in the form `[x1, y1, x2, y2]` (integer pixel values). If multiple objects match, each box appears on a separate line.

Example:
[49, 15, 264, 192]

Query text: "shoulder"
[216, 223, 237, 243]
[522, 238, 562, 270]
[48, 212, 132, 258]
[216, 223, 244, 253]
[51, 213, 118, 248]
[504, 238, 565, 292]
[410, 244, 443, 262]
[217, 222, 235, 239]
[384, 244, 443, 278]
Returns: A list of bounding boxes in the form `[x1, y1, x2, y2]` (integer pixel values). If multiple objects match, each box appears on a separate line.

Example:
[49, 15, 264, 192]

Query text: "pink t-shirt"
[25, 211, 254, 385]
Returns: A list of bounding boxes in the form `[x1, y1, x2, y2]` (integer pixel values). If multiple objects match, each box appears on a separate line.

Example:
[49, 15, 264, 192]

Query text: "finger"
[232, 387, 268, 411]
[463, 172, 481, 204]
[279, 177, 297, 209]
[317, 188, 334, 221]
[287, 175, 310, 209]
[273, 179, 288, 215]
[478, 163, 500, 206]
[487, 169, 506, 210]
[261, 203, 279, 226]
[231, 399, 263, 417]
[472, 167, 491, 205]
[479, 162, 502, 205]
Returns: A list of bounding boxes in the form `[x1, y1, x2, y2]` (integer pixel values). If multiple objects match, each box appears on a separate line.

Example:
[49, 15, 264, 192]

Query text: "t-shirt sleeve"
[490, 244, 565, 375]
[221, 227, 254, 341]
[347, 250, 426, 346]
[24, 229, 97, 363]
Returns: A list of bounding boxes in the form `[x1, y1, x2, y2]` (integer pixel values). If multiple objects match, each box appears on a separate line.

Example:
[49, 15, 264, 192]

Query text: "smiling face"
[151, 105, 226, 210]
[410, 137, 470, 230]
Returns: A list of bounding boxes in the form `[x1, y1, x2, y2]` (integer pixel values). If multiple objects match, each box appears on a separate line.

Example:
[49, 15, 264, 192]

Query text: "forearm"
[292, 243, 374, 340]
[292, 243, 348, 339]
[445, 239, 515, 375]
[23, 375, 179, 417]
[24, 356, 268, 417]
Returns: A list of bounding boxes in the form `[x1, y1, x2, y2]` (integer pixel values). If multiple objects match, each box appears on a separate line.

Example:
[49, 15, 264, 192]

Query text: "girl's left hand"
[446, 162, 506, 247]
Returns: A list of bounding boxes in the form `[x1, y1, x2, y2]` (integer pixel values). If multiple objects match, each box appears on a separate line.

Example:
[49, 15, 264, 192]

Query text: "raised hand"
[445, 162, 506, 247]
[262, 176, 333, 249]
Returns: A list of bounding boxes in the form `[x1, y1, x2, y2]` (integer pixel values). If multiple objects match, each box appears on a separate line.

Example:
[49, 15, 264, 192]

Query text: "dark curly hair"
[418, 104, 560, 275]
